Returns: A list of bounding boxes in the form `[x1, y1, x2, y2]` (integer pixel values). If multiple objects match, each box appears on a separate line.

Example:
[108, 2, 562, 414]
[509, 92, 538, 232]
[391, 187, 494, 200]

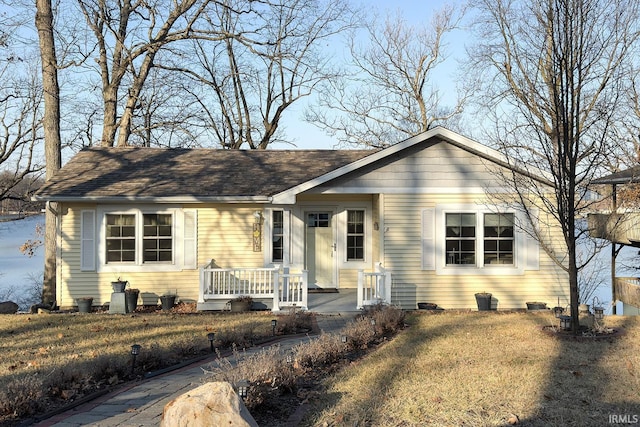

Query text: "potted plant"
[111, 277, 128, 293]
[125, 287, 140, 312]
[229, 295, 253, 312]
[160, 294, 177, 311]
[474, 292, 492, 311]
[76, 297, 93, 313]
[526, 301, 547, 310]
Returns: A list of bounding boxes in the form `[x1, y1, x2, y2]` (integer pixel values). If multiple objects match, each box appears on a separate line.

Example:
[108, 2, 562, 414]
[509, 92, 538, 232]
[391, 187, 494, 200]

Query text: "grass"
[301, 311, 640, 427]
[0, 307, 290, 425]
[2, 308, 640, 426]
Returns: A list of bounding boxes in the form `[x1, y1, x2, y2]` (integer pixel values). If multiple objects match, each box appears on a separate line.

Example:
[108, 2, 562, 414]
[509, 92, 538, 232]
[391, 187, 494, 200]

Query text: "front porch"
[197, 262, 392, 313]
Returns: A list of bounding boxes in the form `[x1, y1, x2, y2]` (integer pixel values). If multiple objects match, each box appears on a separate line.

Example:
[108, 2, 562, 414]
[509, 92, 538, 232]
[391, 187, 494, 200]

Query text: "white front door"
[305, 211, 336, 288]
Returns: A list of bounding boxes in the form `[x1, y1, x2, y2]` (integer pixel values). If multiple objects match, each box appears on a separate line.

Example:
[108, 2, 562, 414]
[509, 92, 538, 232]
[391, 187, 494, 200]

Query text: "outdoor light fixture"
[271, 319, 277, 336]
[553, 306, 564, 318]
[207, 332, 215, 352]
[553, 297, 564, 318]
[253, 211, 262, 224]
[592, 297, 605, 322]
[286, 353, 294, 364]
[130, 344, 141, 373]
[594, 306, 605, 321]
[237, 379, 249, 400]
[341, 335, 348, 344]
[371, 318, 376, 334]
[559, 315, 571, 330]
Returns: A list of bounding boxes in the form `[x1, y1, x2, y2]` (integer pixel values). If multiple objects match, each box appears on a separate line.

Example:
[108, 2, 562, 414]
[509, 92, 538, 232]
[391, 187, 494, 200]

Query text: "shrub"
[203, 345, 298, 409]
[292, 333, 345, 368]
[275, 310, 314, 335]
[0, 375, 45, 417]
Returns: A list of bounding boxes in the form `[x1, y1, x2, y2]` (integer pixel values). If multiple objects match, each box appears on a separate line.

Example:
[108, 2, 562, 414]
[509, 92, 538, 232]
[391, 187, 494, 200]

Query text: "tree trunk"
[35, 0, 62, 306]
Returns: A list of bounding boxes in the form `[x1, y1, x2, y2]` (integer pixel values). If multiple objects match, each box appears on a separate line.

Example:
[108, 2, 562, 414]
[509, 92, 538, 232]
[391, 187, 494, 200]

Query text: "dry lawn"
[303, 311, 640, 427]
[0, 310, 279, 424]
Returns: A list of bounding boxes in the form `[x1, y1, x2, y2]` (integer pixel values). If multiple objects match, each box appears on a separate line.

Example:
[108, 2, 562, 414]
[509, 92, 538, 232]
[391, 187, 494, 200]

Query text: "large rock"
[0, 301, 19, 314]
[161, 382, 258, 427]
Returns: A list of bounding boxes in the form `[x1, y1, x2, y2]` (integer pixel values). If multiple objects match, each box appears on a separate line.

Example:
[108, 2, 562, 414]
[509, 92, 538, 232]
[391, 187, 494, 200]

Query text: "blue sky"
[273, 0, 470, 150]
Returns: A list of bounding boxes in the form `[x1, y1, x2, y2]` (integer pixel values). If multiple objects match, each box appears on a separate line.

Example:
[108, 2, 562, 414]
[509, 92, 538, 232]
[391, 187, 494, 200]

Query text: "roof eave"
[32, 195, 272, 204]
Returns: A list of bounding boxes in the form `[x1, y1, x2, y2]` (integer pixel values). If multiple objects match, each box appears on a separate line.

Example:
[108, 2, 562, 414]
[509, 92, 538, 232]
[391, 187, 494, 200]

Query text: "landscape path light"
[207, 332, 215, 352]
[237, 379, 249, 401]
[271, 319, 277, 336]
[130, 344, 141, 373]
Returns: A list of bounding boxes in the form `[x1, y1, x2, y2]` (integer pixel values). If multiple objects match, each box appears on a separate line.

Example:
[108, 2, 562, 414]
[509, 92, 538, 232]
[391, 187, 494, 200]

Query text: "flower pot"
[230, 300, 251, 312]
[475, 293, 492, 311]
[526, 302, 547, 311]
[111, 281, 127, 293]
[160, 295, 176, 311]
[77, 298, 93, 313]
[417, 302, 438, 310]
[125, 289, 139, 313]
[578, 303, 590, 313]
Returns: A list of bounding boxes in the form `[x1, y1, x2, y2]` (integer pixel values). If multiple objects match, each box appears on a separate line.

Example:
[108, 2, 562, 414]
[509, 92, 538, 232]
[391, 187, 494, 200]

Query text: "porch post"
[384, 270, 392, 305]
[301, 270, 308, 310]
[357, 269, 364, 309]
[272, 269, 281, 312]
[198, 263, 205, 304]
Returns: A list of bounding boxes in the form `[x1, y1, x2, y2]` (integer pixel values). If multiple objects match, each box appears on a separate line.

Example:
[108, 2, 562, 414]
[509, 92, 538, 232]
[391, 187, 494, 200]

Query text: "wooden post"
[612, 183, 617, 315]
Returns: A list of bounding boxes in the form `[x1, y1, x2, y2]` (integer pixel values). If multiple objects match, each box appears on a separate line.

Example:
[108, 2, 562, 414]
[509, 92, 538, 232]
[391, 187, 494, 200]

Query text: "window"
[445, 213, 476, 265]
[105, 212, 174, 264]
[307, 212, 330, 227]
[484, 213, 514, 265]
[346, 210, 364, 261]
[143, 214, 173, 262]
[272, 210, 284, 262]
[106, 214, 136, 263]
[427, 205, 537, 275]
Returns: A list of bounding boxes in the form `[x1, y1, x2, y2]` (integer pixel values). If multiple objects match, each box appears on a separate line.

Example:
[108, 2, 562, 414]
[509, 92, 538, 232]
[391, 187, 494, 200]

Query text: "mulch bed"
[540, 325, 624, 341]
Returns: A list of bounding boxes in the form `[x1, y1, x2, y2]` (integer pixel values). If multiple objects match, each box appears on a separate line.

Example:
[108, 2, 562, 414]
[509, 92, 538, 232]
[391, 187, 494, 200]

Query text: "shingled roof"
[591, 165, 640, 185]
[34, 147, 377, 202]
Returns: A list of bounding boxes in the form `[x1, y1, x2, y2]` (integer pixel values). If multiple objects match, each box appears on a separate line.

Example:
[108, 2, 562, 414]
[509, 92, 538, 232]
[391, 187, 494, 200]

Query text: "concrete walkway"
[32, 313, 357, 427]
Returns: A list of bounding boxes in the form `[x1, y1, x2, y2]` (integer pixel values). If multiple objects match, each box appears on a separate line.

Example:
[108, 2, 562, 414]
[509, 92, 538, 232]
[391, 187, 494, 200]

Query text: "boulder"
[0, 301, 19, 314]
[161, 382, 258, 427]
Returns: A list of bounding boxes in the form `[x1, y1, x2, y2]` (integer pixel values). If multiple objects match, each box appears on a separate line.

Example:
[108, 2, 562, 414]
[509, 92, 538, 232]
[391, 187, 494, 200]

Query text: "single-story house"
[34, 127, 568, 311]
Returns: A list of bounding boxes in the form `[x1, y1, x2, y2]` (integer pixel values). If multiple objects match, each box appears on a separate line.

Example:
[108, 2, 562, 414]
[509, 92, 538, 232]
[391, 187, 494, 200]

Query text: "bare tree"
[467, 0, 640, 332]
[306, 5, 466, 148]
[0, 9, 44, 208]
[160, 0, 358, 149]
[75, 0, 215, 147]
[35, 0, 62, 306]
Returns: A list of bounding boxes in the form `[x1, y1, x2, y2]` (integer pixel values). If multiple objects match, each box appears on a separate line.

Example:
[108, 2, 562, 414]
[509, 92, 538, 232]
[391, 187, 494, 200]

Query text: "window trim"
[97, 206, 185, 273]
[346, 209, 365, 261]
[433, 204, 526, 276]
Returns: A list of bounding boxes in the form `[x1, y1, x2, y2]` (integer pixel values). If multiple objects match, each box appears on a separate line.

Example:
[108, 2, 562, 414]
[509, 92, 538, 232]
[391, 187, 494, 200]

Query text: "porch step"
[308, 288, 339, 294]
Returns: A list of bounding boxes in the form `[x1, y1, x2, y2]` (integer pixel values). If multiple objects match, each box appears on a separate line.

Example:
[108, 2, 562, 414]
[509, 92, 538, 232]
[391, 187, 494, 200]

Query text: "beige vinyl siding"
[58, 203, 266, 308]
[58, 204, 200, 308]
[382, 194, 568, 310]
[312, 140, 506, 191]
[193, 204, 265, 268]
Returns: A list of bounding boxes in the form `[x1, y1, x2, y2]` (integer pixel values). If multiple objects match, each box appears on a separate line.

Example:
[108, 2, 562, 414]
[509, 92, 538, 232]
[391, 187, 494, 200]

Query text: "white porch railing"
[199, 262, 308, 311]
[357, 263, 392, 309]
